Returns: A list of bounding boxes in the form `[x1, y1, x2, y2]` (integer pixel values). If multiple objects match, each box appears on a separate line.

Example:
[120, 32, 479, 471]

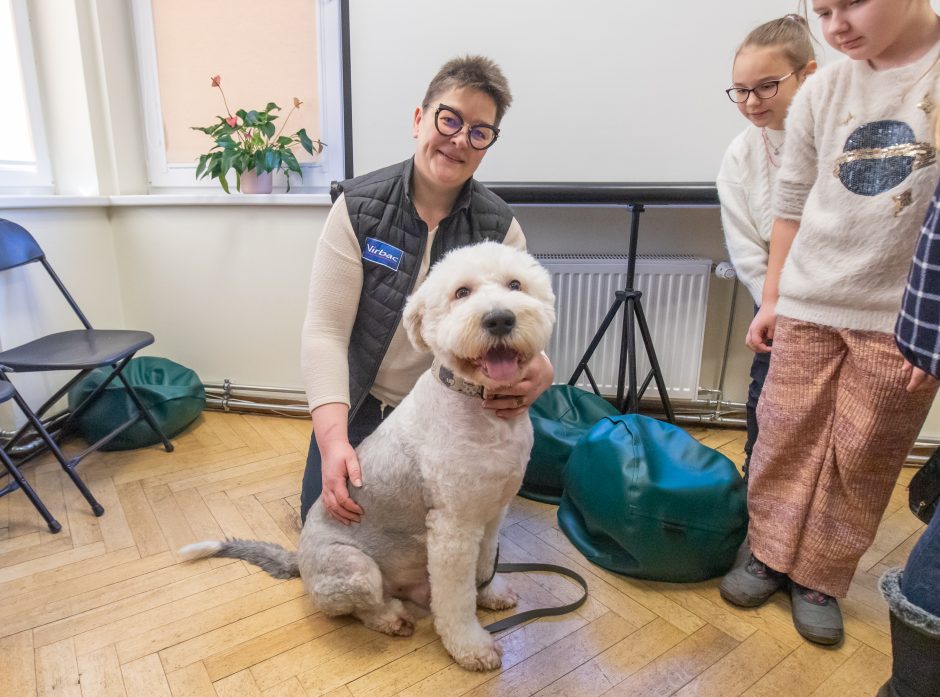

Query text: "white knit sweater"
[717, 125, 783, 305]
[774, 44, 940, 332]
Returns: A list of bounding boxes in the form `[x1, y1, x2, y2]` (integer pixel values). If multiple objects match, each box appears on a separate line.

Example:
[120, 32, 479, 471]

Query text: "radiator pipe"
[200, 381, 935, 464]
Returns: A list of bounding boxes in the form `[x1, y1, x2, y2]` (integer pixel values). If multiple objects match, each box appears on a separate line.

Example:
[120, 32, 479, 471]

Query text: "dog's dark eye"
[508, 279, 522, 291]
[455, 287, 471, 299]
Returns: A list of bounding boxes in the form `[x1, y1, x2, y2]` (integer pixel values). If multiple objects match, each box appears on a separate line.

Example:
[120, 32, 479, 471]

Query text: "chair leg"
[0, 450, 62, 533]
[116, 372, 175, 452]
[9, 390, 105, 517]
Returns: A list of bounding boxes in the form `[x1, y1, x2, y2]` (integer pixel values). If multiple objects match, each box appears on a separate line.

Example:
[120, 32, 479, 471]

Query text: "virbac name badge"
[362, 237, 403, 271]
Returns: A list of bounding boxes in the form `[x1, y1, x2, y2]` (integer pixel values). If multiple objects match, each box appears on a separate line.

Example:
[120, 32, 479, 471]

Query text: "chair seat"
[0, 381, 14, 403]
[0, 330, 154, 371]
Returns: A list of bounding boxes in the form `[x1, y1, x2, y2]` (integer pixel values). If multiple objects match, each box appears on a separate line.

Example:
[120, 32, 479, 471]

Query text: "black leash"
[482, 561, 589, 633]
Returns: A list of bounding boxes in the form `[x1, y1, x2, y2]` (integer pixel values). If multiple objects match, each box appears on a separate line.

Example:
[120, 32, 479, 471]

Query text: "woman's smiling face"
[412, 87, 498, 192]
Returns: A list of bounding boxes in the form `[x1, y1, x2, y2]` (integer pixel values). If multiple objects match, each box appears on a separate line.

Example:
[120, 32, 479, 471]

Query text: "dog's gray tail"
[179, 539, 299, 579]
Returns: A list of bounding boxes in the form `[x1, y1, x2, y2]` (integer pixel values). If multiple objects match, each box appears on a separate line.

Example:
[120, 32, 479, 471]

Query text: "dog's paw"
[446, 627, 502, 671]
[358, 600, 415, 637]
[477, 575, 518, 610]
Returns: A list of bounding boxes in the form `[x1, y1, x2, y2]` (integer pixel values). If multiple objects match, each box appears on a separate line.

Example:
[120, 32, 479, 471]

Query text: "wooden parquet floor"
[0, 411, 922, 697]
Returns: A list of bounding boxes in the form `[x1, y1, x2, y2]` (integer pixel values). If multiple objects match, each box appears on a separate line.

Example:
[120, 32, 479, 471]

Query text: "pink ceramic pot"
[240, 170, 273, 194]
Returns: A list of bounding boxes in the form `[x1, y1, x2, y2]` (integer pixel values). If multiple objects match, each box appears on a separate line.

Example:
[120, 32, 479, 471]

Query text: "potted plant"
[192, 75, 325, 193]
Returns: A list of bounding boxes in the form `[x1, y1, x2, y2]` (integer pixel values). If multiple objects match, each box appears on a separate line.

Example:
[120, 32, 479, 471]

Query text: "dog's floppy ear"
[403, 293, 430, 353]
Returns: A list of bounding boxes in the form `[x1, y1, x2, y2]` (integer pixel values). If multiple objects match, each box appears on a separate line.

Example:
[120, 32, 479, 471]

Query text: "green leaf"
[297, 128, 314, 155]
[219, 172, 230, 193]
[195, 153, 209, 180]
[261, 121, 275, 139]
[236, 109, 247, 119]
[264, 149, 280, 172]
[277, 136, 293, 147]
[265, 102, 279, 112]
[221, 148, 237, 176]
[281, 149, 301, 174]
[244, 110, 259, 125]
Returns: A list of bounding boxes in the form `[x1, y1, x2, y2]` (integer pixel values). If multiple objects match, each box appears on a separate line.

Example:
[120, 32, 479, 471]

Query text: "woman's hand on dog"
[483, 352, 554, 418]
[313, 403, 365, 524]
[320, 439, 365, 524]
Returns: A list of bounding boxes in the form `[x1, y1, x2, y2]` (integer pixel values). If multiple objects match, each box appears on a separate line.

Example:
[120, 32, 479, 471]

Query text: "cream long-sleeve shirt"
[717, 125, 784, 305]
[301, 194, 527, 412]
[774, 43, 940, 332]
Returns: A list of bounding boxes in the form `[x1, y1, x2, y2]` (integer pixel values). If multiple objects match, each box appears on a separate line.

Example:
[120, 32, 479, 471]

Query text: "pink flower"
[225, 116, 237, 128]
[211, 75, 221, 87]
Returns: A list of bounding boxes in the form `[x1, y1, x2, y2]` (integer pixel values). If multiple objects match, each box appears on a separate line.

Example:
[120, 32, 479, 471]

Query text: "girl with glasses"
[299, 56, 553, 526]
[717, 14, 816, 484]
[721, 0, 940, 649]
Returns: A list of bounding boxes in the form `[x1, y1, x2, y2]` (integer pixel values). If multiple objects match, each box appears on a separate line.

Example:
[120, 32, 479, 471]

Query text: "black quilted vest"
[331, 158, 514, 420]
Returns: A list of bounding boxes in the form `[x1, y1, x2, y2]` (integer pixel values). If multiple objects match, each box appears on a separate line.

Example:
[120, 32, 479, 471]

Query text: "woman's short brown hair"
[422, 55, 513, 125]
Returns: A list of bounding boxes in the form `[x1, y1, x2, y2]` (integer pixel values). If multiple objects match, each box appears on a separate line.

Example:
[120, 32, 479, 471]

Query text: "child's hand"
[901, 359, 939, 393]
[746, 304, 776, 353]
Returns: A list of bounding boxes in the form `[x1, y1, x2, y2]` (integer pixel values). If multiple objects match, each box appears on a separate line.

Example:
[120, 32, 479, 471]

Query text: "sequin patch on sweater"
[833, 120, 936, 196]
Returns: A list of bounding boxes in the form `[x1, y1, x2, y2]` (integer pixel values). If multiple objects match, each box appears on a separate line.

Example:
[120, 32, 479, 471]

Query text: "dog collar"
[431, 359, 485, 399]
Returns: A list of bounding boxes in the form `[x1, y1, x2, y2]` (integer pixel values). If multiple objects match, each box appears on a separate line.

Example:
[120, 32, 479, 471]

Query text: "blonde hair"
[736, 13, 817, 71]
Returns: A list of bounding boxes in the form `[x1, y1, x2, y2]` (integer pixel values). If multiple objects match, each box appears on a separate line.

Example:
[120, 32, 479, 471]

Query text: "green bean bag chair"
[558, 414, 747, 582]
[68, 356, 206, 451]
[520, 385, 619, 504]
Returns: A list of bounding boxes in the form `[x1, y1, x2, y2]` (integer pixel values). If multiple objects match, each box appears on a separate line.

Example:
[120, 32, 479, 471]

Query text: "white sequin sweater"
[717, 125, 784, 305]
[774, 43, 940, 333]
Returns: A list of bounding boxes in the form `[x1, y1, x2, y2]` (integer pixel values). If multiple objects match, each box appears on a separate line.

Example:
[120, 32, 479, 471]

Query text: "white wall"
[109, 204, 327, 387]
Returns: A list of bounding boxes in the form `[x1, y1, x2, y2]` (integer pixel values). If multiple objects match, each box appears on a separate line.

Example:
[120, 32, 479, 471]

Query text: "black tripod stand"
[567, 204, 676, 423]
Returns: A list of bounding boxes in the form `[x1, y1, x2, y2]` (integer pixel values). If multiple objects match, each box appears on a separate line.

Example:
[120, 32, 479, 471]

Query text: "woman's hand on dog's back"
[313, 404, 365, 524]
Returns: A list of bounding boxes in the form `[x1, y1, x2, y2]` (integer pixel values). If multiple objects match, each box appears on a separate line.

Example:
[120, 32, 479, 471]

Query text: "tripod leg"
[568, 293, 626, 394]
[618, 297, 639, 413]
[634, 300, 676, 424]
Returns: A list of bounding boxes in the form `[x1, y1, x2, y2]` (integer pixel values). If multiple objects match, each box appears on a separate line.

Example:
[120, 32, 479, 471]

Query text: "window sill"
[109, 193, 332, 206]
[0, 195, 110, 209]
[0, 193, 333, 209]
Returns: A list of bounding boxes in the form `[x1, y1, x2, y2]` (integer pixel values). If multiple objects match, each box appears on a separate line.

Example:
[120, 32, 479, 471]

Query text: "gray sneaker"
[790, 584, 844, 645]
[719, 553, 787, 607]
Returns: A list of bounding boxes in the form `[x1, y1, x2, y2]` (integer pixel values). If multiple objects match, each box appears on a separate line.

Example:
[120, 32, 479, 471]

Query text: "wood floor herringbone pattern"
[0, 411, 920, 696]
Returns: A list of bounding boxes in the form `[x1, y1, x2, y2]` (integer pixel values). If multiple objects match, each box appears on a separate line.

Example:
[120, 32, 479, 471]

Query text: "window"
[0, 0, 53, 191]
[131, 0, 348, 192]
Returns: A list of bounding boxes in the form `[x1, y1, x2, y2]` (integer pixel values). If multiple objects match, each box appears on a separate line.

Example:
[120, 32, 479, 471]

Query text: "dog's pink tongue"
[483, 347, 518, 382]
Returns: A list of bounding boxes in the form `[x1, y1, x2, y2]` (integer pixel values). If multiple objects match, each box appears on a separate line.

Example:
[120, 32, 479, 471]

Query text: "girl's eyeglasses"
[725, 71, 797, 103]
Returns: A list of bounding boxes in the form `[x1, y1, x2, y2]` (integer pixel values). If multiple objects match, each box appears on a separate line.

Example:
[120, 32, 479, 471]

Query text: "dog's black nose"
[482, 310, 516, 336]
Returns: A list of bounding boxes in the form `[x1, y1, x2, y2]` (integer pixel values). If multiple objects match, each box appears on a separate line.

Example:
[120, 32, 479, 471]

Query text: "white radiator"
[535, 254, 712, 400]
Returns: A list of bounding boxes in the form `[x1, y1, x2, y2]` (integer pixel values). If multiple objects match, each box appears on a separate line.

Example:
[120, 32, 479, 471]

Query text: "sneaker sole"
[719, 585, 779, 608]
[793, 624, 843, 646]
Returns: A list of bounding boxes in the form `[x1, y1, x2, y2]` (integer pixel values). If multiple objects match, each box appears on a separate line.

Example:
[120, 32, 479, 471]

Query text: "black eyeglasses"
[433, 104, 500, 150]
[725, 71, 796, 103]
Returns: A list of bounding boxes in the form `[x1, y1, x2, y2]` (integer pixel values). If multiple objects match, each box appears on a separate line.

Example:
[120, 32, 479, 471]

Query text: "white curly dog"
[180, 241, 556, 671]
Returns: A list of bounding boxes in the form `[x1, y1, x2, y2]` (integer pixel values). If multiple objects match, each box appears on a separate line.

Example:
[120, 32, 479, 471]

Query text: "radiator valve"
[714, 261, 737, 280]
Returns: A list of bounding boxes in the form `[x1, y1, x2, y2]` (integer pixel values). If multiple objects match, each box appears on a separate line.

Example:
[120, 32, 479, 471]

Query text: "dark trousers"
[902, 509, 940, 615]
[743, 343, 771, 482]
[299, 395, 394, 523]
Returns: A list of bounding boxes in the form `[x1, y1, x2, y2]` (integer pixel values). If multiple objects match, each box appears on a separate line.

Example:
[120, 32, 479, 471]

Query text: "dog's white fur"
[181, 241, 555, 671]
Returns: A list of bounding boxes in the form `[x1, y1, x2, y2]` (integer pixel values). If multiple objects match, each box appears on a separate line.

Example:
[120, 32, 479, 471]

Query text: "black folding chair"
[0, 218, 175, 525]
[0, 381, 62, 532]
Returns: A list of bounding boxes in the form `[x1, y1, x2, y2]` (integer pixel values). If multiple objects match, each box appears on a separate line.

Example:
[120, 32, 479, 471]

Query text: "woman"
[300, 55, 554, 524]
